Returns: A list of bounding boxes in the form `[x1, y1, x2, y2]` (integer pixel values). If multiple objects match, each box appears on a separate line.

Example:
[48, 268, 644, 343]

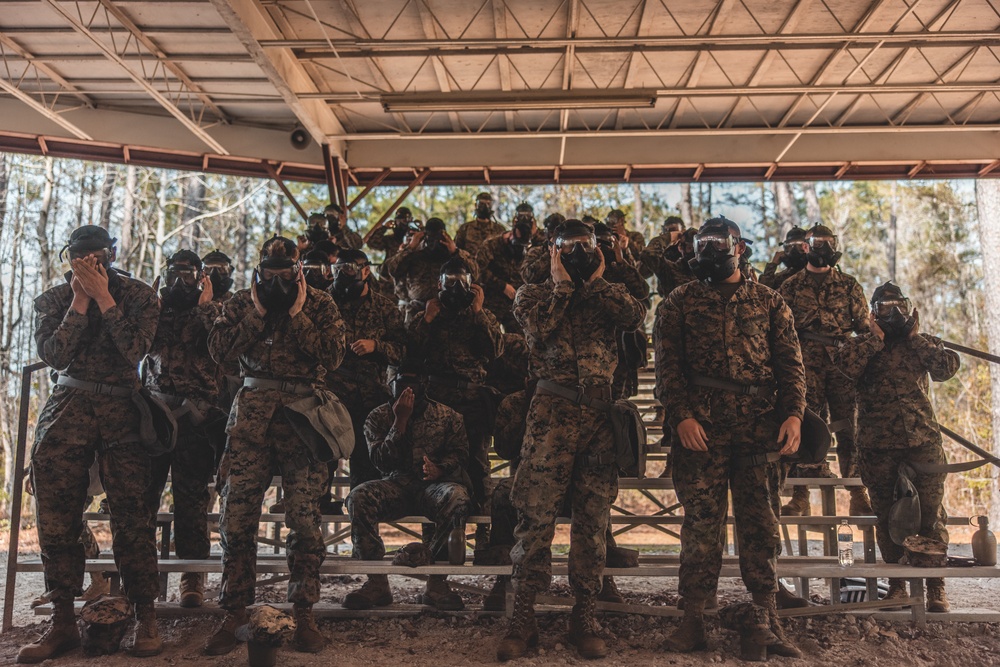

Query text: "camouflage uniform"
[455, 218, 506, 257]
[520, 244, 551, 285]
[144, 298, 226, 561]
[603, 261, 650, 400]
[619, 230, 646, 267]
[639, 233, 678, 289]
[510, 276, 644, 596]
[409, 305, 504, 509]
[208, 286, 346, 610]
[836, 332, 959, 563]
[325, 287, 407, 488]
[366, 228, 407, 296]
[657, 258, 698, 298]
[331, 227, 364, 250]
[654, 279, 807, 599]
[757, 263, 801, 291]
[486, 332, 531, 397]
[346, 401, 473, 560]
[384, 246, 479, 324]
[779, 269, 869, 479]
[476, 235, 530, 332]
[31, 272, 161, 604]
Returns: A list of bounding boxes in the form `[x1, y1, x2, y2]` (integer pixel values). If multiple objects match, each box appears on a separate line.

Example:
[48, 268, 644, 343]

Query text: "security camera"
[290, 128, 311, 150]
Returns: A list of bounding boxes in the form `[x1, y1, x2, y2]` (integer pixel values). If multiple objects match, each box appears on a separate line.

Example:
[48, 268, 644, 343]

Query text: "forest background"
[0, 152, 997, 535]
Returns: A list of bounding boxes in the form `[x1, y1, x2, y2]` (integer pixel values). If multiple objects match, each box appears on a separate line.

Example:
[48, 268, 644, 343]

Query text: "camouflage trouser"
[429, 386, 493, 509]
[858, 443, 949, 564]
[801, 344, 859, 479]
[490, 475, 618, 550]
[146, 416, 220, 560]
[218, 415, 327, 610]
[345, 400, 382, 490]
[673, 444, 781, 599]
[30, 390, 159, 603]
[346, 478, 473, 560]
[510, 394, 619, 597]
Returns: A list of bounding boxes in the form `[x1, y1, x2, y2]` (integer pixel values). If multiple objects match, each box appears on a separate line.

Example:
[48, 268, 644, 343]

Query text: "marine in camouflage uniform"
[367, 207, 421, 297]
[325, 249, 407, 489]
[205, 237, 346, 656]
[21, 226, 162, 663]
[384, 218, 479, 324]
[408, 259, 504, 520]
[498, 220, 644, 661]
[143, 250, 226, 609]
[836, 282, 959, 611]
[455, 192, 506, 257]
[476, 229, 534, 333]
[758, 227, 808, 291]
[324, 203, 364, 249]
[655, 218, 806, 657]
[639, 216, 686, 290]
[778, 224, 872, 516]
[343, 375, 473, 611]
[606, 209, 646, 267]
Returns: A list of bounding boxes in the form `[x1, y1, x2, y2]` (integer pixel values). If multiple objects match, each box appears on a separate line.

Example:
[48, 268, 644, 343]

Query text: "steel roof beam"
[40, 0, 229, 153]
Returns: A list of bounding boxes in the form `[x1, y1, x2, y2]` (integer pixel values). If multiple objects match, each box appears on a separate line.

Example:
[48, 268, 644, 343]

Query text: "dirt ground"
[4, 547, 1000, 667]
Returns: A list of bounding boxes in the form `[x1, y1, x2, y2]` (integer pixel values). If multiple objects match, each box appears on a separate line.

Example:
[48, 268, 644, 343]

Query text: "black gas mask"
[63, 246, 120, 289]
[254, 263, 300, 314]
[331, 260, 367, 301]
[555, 231, 601, 285]
[391, 372, 427, 407]
[302, 262, 333, 291]
[689, 229, 739, 283]
[161, 263, 202, 309]
[807, 235, 842, 268]
[422, 229, 451, 260]
[306, 222, 329, 245]
[511, 218, 534, 260]
[781, 239, 810, 270]
[204, 263, 233, 295]
[438, 270, 475, 311]
[324, 208, 343, 234]
[872, 286, 915, 340]
[475, 197, 493, 220]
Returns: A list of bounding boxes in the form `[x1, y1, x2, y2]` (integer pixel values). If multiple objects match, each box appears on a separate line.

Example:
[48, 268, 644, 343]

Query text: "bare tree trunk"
[154, 179, 167, 275]
[120, 165, 136, 270]
[975, 179, 1000, 530]
[801, 182, 821, 222]
[679, 183, 693, 226]
[235, 179, 250, 290]
[37, 158, 55, 291]
[887, 181, 898, 281]
[181, 174, 206, 252]
[98, 165, 117, 229]
[772, 182, 799, 239]
[631, 183, 644, 238]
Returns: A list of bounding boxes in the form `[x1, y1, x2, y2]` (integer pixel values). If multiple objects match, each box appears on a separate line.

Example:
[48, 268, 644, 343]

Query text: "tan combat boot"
[16, 597, 80, 664]
[678, 590, 718, 610]
[342, 574, 393, 610]
[126, 601, 162, 657]
[781, 486, 811, 516]
[568, 594, 608, 659]
[293, 604, 325, 652]
[80, 573, 111, 602]
[664, 598, 707, 652]
[927, 578, 950, 613]
[776, 580, 810, 609]
[204, 607, 248, 655]
[882, 579, 908, 607]
[597, 576, 624, 604]
[497, 589, 538, 661]
[484, 576, 508, 612]
[753, 592, 801, 658]
[179, 572, 204, 608]
[849, 487, 874, 515]
[420, 575, 464, 611]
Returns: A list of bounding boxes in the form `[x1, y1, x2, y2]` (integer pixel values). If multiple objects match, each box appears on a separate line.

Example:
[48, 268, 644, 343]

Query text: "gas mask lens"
[441, 273, 472, 290]
[783, 240, 809, 254]
[693, 233, 735, 255]
[874, 298, 912, 319]
[332, 262, 365, 278]
[554, 234, 597, 254]
[165, 265, 199, 286]
[302, 263, 331, 278]
[808, 235, 838, 252]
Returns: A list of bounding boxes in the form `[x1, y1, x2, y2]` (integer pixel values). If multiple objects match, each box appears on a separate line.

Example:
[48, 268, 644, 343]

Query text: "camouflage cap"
[392, 541, 435, 567]
[247, 605, 296, 647]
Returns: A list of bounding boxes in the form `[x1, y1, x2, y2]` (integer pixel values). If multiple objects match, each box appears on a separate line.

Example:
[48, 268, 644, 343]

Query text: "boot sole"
[663, 639, 708, 653]
[16, 637, 81, 664]
[295, 640, 325, 653]
[419, 594, 464, 611]
[129, 645, 163, 658]
[497, 634, 538, 662]
[568, 637, 608, 660]
[179, 595, 204, 609]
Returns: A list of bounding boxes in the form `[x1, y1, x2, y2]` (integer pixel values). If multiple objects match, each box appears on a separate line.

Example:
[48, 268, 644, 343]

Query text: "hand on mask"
[909, 308, 920, 337]
[198, 274, 214, 305]
[250, 272, 267, 317]
[393, 387, 415, 430]
[470, 284, 485, 313]
[424, 298, 442, 323]
[288, 270, 308, 317]
[442, 231, 457, 254]
[587, 247, 606, 285]
[550, 245, 572, 284]
[72, 257, 114, 312]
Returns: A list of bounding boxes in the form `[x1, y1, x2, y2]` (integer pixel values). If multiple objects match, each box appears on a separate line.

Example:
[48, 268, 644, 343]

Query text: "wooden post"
[348, 168, 393, 211]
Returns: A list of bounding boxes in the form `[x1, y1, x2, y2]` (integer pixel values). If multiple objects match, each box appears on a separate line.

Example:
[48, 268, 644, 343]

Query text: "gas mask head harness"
[437, 257, 476, 311]
[301, 250, 333, 291]
[806, 224, 842, 268]
[780, 227, 809, 270]
[202, 249, 234, 294]
[688, 218, 741, 283]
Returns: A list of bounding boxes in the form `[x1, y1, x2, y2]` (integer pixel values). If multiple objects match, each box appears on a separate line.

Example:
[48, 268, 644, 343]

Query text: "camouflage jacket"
[35, 272, 159, 388]
[331, 227, 364, 250]
[758, 262, 801, 290]
[366, 227, 404, 256]
[455, 218, 506, 256]
[476, 235, 531, 317]
[654, 279, 807, 433]
[325, 288, 406, 411]
[486, 332, 531, 396]
[34, 272, 159, 438]
[514, 277, 644, 388]
[365, 399, 470, 487]
[639, 233, 677, 283]
[384, 246, 479, 323]
[604, 261, 650, 302]
[778, 268, 870, 341]
[835, 332, 959, 450]
[208, 286, 346, 429]
[520, 244, 551, 285]
[657, 258, 698, 298]
[144, 300, 222, 404]
[408, 306, 504, 384]
[622, 230, 645, 266]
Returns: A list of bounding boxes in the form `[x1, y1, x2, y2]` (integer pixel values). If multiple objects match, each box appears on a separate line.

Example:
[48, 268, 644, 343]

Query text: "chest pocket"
[736, 306, 769, 338]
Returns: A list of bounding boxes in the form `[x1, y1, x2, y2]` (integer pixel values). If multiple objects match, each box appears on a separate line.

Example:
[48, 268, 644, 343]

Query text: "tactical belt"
[56, 375, 133, 398]
[149, 390, 211, 426]
[535, 379, 614, 412]
[243, 377, 314, 395]
[736, 451, 782, 467]
[691, 374, 762, 397]
[798, 330, 842, 346]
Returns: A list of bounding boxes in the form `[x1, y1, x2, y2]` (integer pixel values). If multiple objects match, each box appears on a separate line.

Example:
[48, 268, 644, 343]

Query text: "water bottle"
[448, 523, 466, 565]
[838, 520, 854, 566]
[971, 516, 997, 566]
